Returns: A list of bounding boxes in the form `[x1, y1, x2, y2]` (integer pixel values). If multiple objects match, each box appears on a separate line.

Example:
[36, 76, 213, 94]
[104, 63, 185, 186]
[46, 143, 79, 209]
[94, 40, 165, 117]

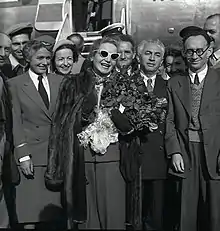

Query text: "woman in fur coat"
[45, 36, 134, 230]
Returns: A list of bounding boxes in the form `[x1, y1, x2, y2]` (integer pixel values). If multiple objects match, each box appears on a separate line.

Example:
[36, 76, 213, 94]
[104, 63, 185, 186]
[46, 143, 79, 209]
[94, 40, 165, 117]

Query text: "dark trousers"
[142, 180, 164, 231]
[179, 142, 220, 231]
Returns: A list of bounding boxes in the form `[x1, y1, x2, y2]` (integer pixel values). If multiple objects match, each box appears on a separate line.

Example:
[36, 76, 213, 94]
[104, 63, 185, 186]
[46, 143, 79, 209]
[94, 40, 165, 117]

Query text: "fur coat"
[45, 70, 94, 228]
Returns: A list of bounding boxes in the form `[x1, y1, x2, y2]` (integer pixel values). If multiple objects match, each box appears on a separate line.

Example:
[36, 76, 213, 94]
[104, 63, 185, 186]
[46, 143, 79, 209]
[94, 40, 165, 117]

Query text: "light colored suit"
[8, 72, 64, 223]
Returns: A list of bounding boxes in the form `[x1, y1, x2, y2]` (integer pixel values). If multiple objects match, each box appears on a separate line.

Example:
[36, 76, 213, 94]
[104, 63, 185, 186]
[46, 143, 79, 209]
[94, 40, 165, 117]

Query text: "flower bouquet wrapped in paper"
[77, 108, 118, 154]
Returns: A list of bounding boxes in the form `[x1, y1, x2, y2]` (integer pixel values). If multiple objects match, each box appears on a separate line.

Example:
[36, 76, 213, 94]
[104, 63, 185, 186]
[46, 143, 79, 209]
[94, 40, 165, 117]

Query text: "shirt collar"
[213, 49, 220, 60]
[140, 70, 157, 82]
[9, 54, 24, 69]
[188, 64, 208, 83]
[28, 69, 47, 80]
[116, 65, 132, 75]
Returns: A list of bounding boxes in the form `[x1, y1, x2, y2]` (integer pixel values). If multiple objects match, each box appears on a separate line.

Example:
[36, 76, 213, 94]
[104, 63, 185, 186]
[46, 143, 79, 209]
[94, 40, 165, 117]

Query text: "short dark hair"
[117, 34, 135, 52]
[51, 43, 79, 72]
[67, 33, 84, 52]
[23, 40, 51, 62]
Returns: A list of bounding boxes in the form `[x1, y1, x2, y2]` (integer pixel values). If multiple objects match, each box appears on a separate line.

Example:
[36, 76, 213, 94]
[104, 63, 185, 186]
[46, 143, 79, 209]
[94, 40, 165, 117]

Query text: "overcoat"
[8, 72, 64, 223]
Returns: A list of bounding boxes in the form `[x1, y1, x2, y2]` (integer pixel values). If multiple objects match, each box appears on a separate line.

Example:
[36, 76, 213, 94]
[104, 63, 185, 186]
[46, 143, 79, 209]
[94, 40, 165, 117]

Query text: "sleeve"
[7, 80, 30, 162]
[164, 81, 182, 158]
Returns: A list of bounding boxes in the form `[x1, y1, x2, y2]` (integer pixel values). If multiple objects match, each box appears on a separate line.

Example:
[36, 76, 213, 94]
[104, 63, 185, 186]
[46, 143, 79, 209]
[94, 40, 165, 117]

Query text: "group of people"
[0, 12, 220, 231]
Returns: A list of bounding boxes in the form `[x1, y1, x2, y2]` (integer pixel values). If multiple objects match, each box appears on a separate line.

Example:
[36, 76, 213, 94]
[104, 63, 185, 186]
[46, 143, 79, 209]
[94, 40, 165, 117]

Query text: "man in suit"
[165, 26, 220, 231]
[6, 23, 33, 77]
[8, 40, 64, 229]
[136, 39, 168, 231]
[204, 14, 220, 69]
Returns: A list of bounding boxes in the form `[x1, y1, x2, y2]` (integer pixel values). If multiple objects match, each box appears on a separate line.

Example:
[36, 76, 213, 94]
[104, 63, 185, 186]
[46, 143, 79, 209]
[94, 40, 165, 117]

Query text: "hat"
[34, 35, 55, 50]
[179, 26, 212, 43]
[52, 39, 76, 53]
[6, 22, 33, 38]
[99, 23, 124, 37]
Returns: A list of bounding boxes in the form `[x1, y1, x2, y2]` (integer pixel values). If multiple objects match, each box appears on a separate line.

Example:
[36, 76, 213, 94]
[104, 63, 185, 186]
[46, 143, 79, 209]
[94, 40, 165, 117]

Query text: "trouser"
[0, 193, 9, 228]
[179, 142, 220, 231]
[142, 180, 165, 230]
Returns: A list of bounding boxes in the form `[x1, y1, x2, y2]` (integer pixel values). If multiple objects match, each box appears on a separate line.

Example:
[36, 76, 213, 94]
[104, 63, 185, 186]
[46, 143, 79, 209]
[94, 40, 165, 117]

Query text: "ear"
[207, 45, 213, 59]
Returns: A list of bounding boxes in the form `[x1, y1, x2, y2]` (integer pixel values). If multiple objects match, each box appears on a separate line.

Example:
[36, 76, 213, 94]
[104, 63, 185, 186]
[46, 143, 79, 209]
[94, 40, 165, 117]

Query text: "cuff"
[19, 155, 30, 163]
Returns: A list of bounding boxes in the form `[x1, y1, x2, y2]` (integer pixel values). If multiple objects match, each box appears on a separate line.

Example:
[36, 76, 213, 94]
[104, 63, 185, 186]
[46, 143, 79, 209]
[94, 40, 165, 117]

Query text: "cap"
[179, 26, 212, 44]
[6, 22, 33, 38]
[34, 35, 55, 50]
[99, 23, 124, 37]
[52, 39, 76, 53]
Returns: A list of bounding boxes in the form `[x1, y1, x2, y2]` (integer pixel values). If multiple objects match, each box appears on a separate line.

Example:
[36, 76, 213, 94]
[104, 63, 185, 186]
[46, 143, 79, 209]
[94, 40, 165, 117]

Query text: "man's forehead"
[11, 33, 30, 42]
[0, 33, 11, 47]
[184, 35, 207, 47]
[143, 43, 163, 52]
[205, 17, 220, 27]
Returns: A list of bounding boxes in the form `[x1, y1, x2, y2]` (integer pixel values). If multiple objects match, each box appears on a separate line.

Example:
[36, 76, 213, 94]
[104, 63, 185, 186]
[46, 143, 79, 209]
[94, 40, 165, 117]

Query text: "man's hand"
[20, 159, 34, 177]
[171, 153, 184, 173]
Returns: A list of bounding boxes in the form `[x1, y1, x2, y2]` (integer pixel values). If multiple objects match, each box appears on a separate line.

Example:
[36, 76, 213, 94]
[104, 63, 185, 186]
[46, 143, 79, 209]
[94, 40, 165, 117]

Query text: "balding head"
[204, 14, 220, 51]
[0, 32, 11, 67]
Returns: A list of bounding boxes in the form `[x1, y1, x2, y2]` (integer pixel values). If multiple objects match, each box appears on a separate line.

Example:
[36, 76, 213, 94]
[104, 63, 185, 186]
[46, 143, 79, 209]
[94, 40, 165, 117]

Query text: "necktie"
[147, 78, 153, 92]
[38, 75, 49, 109]
[194, 73, 200, 85]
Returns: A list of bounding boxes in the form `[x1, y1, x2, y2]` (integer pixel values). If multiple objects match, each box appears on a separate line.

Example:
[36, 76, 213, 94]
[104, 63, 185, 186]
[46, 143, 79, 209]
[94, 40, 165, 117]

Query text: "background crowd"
[0, 12, 220, 231]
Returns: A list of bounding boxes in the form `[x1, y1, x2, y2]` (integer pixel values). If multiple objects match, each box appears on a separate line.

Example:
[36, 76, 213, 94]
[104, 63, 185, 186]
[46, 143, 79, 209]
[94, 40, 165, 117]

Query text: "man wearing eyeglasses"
[204, 14, 220, 69]
[165, 26, 220, 231]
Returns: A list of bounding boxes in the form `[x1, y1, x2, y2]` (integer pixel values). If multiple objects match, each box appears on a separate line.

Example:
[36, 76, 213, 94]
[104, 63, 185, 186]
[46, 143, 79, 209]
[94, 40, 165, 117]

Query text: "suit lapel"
[47, 73, 60, 116]
[200, 68, 220, 114]
[174, 75, 192, 118]
[153, 75, 167, 97]
[21, 73, 51, 118]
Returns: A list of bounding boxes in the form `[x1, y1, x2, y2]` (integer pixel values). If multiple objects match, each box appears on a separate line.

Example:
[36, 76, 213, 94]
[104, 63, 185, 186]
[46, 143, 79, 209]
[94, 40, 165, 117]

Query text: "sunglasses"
[98, 49, 120, 60]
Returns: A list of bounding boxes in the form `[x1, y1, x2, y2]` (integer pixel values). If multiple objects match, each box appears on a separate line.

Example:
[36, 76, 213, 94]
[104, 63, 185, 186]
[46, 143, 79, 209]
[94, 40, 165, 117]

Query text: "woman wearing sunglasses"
[45, 37, 131, 230]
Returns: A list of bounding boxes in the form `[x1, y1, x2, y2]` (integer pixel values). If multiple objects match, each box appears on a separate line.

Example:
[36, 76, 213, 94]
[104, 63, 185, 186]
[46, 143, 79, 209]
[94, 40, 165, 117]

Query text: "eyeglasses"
[184, 45, 209, 57]
[97, 49, 120, 60]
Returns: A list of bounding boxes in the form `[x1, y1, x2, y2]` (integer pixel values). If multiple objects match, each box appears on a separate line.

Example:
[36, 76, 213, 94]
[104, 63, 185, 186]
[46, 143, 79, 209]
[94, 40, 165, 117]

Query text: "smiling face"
[29, 47, 51, 75]
[184, 35, 212, 72]
[140, 43, 164, 75]
[92, 42, 118, 76]
[11, 33, 30, 61]
[55, 48, 74, 75]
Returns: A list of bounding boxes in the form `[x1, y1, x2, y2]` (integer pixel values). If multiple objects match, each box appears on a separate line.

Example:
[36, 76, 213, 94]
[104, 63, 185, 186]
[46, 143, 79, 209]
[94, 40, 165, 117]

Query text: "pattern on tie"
[38, 75, 49, 109]
[147, 78, 153, 92]
[194, 73, 200, 85]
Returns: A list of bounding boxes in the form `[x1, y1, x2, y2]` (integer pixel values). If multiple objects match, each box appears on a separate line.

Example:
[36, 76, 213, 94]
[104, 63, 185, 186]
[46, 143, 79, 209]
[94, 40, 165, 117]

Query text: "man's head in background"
[67, 33, 84, 54]
[116, 34, 136, 70]
[0, 33, 11, 68]
[6, 23, 33, 64]
[204, 14, 220, 52]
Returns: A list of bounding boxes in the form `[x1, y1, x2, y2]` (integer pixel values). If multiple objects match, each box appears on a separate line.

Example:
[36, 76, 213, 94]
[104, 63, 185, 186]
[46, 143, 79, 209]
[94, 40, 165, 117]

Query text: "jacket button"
[185, 129, 188, 134]
[159, 146, 163, 150]
[36, 125, 39, 128]
[36, 138, 40, 141]
[159, 131, 163, 135]
[188, 167, 192, 171]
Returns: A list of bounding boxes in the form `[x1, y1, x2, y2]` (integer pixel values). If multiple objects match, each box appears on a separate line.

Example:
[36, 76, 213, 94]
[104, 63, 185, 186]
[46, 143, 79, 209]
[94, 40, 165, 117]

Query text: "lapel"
[153, 74, 167, 97]
[200, 68, 220, 114]
[47, 73, 59, 116]
[21, 72, 51, 119]
[174, 74, 192, 118]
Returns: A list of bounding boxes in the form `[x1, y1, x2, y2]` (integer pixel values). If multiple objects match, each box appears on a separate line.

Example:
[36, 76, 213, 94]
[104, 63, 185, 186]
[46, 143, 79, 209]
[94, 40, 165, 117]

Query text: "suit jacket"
[8, 72, 63, 166]
[139, 75, 168, 179]
[165, 68, 220, 179]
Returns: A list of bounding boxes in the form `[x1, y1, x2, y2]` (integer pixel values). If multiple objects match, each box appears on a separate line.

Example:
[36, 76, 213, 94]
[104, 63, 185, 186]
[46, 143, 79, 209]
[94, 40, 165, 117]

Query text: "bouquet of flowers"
[77, 108, 118, 154]
[100, 71, 167, 131]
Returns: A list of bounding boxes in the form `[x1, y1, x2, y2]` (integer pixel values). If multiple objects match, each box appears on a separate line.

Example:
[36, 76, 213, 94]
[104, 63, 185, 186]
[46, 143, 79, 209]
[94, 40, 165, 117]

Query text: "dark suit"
[165, 68, 220, 231]
[140, 75, 168, 231]
[8, 72, 64, 224]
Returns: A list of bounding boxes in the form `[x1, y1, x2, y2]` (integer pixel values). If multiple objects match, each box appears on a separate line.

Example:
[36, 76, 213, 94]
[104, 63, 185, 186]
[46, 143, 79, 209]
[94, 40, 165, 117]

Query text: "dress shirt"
[9, 54, 25, 70]
[188, 65, 208, 84]
[140, 71, 157, 89]
[28, 69, 50, 102]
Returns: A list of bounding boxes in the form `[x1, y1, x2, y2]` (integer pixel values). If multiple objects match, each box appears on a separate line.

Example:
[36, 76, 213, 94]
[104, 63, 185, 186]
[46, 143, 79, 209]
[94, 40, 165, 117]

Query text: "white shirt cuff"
[19, 156, 30, 162]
